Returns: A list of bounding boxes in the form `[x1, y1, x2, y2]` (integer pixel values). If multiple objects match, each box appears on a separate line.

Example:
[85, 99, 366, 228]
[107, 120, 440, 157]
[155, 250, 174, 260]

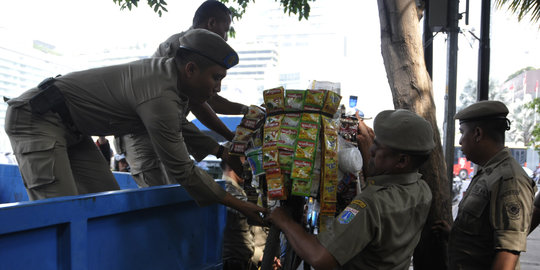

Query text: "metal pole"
[444, 0, 460, 187]
[477, 0, 491, 101]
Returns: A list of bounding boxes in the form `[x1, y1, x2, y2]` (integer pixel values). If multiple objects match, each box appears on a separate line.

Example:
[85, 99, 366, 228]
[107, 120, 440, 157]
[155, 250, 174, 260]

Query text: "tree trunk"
[376, 0, 453, 268]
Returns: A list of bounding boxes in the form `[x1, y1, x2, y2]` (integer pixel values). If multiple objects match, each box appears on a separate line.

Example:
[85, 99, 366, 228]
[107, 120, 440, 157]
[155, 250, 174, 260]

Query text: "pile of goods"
[229, 83, 364, 231]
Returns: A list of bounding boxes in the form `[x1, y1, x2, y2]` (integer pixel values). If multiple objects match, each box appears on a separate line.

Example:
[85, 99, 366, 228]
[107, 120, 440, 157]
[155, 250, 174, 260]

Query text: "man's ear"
[206, 17, 217, 31]
[395, 154, 410, 169]
[474, 126, 483, 143]
[184, 62, 198, 78]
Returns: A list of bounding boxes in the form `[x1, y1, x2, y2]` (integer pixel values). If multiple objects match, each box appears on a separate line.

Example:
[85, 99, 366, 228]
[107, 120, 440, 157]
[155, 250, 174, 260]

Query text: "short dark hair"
[193, 0, 231, 27]
[176, 49, 215, 71]
[387, 147, 431, 171]
[465, 118, 510, 144]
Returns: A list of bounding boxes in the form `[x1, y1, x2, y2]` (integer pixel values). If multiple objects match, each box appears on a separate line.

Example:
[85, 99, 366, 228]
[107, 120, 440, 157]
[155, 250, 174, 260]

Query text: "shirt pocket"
[14, 138, 57, 189]
[457, 194, 489, 234]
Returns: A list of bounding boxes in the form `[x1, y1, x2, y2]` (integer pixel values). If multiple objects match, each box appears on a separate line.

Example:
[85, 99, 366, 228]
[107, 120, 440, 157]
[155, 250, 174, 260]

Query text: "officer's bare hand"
[266, 207, 292, 229]
[222, 193, 267, 226]
[431, 220, 451, 239]
[356, 117, 375, 169]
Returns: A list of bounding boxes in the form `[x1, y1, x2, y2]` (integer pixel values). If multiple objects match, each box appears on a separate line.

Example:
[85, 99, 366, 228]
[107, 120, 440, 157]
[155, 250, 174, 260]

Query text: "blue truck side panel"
[0, 164, 226, 270]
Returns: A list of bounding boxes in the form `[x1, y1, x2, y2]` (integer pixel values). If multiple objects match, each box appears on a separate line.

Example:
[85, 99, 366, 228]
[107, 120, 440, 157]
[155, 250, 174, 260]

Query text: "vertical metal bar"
[477, 0, 491, 101]
[444, 0, 460, 188]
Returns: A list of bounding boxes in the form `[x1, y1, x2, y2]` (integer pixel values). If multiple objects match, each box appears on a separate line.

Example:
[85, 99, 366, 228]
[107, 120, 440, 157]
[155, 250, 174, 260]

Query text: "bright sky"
[1, 0, 539, 126]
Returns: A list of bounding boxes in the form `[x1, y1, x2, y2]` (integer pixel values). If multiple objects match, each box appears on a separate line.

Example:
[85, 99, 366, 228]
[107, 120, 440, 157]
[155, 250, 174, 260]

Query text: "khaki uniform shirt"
[317, 172, 432, 270]
[449, 148, 536, 269]
[8, 58, 226, 206]
[152, 29, 191, 58]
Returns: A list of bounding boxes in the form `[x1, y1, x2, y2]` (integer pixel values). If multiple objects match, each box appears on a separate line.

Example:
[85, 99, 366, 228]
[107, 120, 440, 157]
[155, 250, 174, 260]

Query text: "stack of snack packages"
[262, 86, 342, 229]
[230, 105, 266, 163]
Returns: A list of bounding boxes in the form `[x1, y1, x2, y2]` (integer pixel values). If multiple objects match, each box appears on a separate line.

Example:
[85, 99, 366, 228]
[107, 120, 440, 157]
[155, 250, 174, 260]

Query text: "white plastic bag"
[337, 136, 363, 174]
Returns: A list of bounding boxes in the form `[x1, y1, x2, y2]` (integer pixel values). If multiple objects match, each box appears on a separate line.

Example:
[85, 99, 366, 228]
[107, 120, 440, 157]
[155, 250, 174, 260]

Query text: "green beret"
[455, 100, 508, 123]
[374, 109, 435, 153]
[178, 29, 239, 69]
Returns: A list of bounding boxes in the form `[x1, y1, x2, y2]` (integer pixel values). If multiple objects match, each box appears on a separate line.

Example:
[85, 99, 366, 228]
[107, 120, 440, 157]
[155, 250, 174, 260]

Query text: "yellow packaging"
[322, 91, 342, 115]
[267, 175, 287, 200]
[263, 87, 285, 113]
[298, 122, 319, 141]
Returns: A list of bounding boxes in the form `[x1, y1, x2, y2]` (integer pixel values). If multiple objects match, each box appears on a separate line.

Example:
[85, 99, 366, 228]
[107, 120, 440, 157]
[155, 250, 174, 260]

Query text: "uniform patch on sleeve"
[338, 206, 359, 224]
[351, 200, 367, 209]
[505, 201, 522, 220]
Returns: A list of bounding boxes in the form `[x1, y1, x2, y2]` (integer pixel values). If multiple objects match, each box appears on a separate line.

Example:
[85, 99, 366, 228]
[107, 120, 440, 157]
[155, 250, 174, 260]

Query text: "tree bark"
[376, 0, 452, 268]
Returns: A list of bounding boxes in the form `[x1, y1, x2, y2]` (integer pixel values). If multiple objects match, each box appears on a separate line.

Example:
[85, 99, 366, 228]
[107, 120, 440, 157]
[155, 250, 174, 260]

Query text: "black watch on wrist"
[216, 145, 225, 159]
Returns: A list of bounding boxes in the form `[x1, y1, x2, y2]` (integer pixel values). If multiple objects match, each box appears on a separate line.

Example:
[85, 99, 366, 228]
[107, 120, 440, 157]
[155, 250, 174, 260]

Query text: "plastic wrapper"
[291, 179, 311, 196]
[262, 147, 279, 169]
[267, 175, 287, 200]
[285, 90, 305, 111]
[263, 87, 285, 113]
[295, 140, 316, 160]
[291, 159, 313, 180]
[322, 91, 342, 115]
[246, 147, 265, 176]
[337, 136, 363, 174]
[304, 89, 326, 110]
[298, 122, 319, 141]
[301, 113, 321, 124]
[282, 113, 301, 128]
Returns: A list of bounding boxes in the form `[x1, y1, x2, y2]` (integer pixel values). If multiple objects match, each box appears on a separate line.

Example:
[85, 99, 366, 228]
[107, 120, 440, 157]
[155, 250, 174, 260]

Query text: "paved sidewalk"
[522, 228, 540, 269]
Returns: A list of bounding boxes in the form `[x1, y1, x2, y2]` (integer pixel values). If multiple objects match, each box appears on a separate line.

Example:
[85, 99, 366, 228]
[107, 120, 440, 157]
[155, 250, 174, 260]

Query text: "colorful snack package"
[246, 147, 265, 176]
[322, 91, 342, 115]
[263, 129, 280, 147]
[265, 167, 282, 179]
[245, 105, 266, 120]
[252, 127, 264, 148]
[320, 201, 336, 215]
[230, 141, 249, 156]
[291, 159, 313, 180]
[263, 87, 285, 113]
[278, 150, 294, 172]
[291, 179, 311, 196]
[298, 122, 319, 141]
[267, 175, 287, 200]
[262, 147, 279, 169]
[304, 89, 326, 110]
[240, 118, 259, 130]
[277, 127, 298, 151]
[323, 156, 339, 179]
[285, 90, 305, 111]
[263, 115, 282, 147]
[233, 126, 254, 142]
[281, 113, 301, 128]
[321, 179, 338, 203]
[264, 115, 283, 129]
[301, 113, 320, 124]
[324, 133, 338, 157]
[295, 140, 316, 160]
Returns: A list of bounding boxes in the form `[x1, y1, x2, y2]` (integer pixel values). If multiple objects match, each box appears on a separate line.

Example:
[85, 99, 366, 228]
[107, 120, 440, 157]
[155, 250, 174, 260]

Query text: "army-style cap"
[455, 100, 508, 123]
[374, 109, 435, 153]
[178, 29, 239, 69]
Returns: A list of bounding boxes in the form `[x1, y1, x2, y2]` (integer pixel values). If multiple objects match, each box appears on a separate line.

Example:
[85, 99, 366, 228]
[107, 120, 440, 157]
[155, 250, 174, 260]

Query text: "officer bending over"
[4, 29, 265, 223]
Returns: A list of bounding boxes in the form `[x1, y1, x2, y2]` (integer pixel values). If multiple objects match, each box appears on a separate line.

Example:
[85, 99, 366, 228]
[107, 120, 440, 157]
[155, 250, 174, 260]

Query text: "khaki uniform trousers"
[5, 101, 120, 200]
